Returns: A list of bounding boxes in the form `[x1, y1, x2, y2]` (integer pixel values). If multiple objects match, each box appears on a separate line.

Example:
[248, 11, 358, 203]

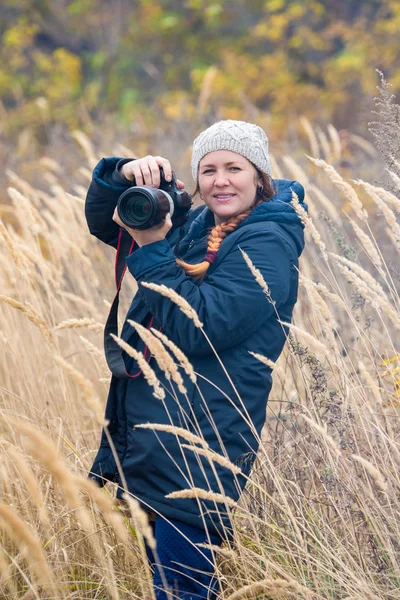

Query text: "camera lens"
[117, 186, 172, 230]
[126, 195, 152, 224]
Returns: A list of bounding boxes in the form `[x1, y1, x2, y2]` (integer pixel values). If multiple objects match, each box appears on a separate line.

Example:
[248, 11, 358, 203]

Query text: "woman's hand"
[115, 155, 185, 246]
[112, 208, 173, 247]
[120, 155, 185, 189]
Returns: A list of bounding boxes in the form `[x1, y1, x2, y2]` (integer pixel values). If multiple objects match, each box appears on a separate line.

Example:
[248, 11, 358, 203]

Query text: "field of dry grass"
[0, 97, 399, 600]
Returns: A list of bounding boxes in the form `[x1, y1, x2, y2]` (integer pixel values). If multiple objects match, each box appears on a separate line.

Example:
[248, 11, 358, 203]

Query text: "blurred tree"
[0, 0, 398, 139]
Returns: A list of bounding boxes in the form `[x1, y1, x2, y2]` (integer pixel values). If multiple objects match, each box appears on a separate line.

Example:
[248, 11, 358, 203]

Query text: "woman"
[86, 120, 306, 599]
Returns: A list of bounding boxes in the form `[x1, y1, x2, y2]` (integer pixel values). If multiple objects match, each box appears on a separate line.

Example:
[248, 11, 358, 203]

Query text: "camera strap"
[104, 219, 190, 379]
[104, 229, 158, 379]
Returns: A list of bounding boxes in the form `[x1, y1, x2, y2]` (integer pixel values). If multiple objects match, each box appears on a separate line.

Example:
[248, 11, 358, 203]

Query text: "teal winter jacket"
[86, 157, 306, 537]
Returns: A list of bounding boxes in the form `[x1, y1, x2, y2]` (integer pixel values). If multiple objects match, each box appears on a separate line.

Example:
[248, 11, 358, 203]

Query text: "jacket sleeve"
[85, 157, 134, 248]
[126, 225, 292, 356]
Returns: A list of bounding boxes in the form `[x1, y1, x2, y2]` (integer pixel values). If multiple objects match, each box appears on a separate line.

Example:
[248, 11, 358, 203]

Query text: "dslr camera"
[117, 167, 192, 230]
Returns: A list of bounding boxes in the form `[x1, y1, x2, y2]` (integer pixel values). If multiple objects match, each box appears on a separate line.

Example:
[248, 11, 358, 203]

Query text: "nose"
[214, 171, 229, 187]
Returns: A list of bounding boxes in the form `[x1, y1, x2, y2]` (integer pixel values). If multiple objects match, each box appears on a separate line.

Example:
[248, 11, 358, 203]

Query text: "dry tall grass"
[0, 106, 399, 599]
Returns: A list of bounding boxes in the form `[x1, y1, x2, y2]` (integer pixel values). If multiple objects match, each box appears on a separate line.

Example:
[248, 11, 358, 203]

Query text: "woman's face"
[198, 150, 261, 225]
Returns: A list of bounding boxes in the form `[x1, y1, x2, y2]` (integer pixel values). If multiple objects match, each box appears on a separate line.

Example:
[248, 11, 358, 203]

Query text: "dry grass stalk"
[313, 280, 347, 310]
[150, 328, 196, 384]
[248, 352, 286, 380]
[7, 187, 44, 234]
[15, 241, 59, 287]
[348, 218, 383, 267]
[196, 543, 237, 557]
[269, 154, 283, 179]
[54, 355, 104, 425]
[301, 414, 341, 457]
[54, 317, 101, 331]
[383, 435, 400, 469]
[386, 168, 400, 195]
[7, 419, 94, 532]
[353, 178, 400, 214]
[166, 487, 236, 506]
[62, 292, 98, 313]
[136, 422, 209, 448]
[385, 225, 400, 256]
[77, 167, 93, 183]
[180, 444, 242, 475]
[112, 143, 137, 158]
[299, 274, 337, 331]
[39, 156, 62, 173]
[120, 494, 156, 600]
[316, 125, 331, 161]
[0, 547, 19, 597]
[327, 123, 342, 163]
[300, 116, 319, 158]
[0, 220, 30, 272]
[282, 155, 309, 186]
[349, 133, 377, 158]
[122, 494, 156, 550]
[225, 577, 312, 600]
[41, 209, 68, 243]
[358, 362, 383, 406]
[0, 295, 54, 347]
[66, 191, 85, 207]
[76, 477, 128, 543]
[0, 502, 56, 590]
[306, 155, 367, 221]
[3, 443, 49, 526]
[350, 454, 388, 492]
[291, 191, 328, 261]
[110, 334, 165, 400]
[328, 252, 386, 298]
[240, 248, 273, 299]
[6, 169, 41, 206]
[308, 184, 341, 224]
[71, 130, 99, 167]
[362, 189, 400, 251]
[128, 320, 186, 394]
[140, 282, 203, 327]
[78, 335, 108, 372]
[334, 264, 400, 329]
[280, 321, 331, 356]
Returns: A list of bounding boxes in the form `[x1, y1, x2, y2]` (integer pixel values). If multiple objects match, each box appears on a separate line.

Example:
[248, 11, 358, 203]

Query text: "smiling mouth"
[214, 194, 235, 201]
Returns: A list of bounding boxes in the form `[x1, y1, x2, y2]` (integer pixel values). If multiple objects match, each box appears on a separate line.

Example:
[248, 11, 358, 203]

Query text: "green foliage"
[0, 0, 399, 138]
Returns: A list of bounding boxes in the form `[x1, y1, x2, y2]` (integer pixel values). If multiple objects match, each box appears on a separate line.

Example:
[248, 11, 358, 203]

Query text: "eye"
[201, 168, 214, 174]
[229, 166, 241, 171]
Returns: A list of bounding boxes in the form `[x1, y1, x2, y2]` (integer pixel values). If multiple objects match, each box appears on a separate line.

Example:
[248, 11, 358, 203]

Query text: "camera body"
[117, 167, 192, 230]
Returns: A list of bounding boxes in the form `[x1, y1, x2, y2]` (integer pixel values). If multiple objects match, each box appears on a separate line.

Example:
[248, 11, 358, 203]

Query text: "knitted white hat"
[191, 119, 272, 180]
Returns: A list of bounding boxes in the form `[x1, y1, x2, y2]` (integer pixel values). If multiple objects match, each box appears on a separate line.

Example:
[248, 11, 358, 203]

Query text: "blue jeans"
[145, 517, 223, 599]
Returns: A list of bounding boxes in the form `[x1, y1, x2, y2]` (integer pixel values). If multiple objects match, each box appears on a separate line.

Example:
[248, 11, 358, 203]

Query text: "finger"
[120, 160, 136, 181]
[154, 156, 173, 182]
[176, 179, 185, 189]
[132, 161, 145, 186]
[139, 163, 154, 186]
[147, 156, 162, 187]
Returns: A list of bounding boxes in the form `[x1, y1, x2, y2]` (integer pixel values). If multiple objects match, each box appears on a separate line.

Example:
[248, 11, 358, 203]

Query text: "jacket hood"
[185, 178, 307, 257]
